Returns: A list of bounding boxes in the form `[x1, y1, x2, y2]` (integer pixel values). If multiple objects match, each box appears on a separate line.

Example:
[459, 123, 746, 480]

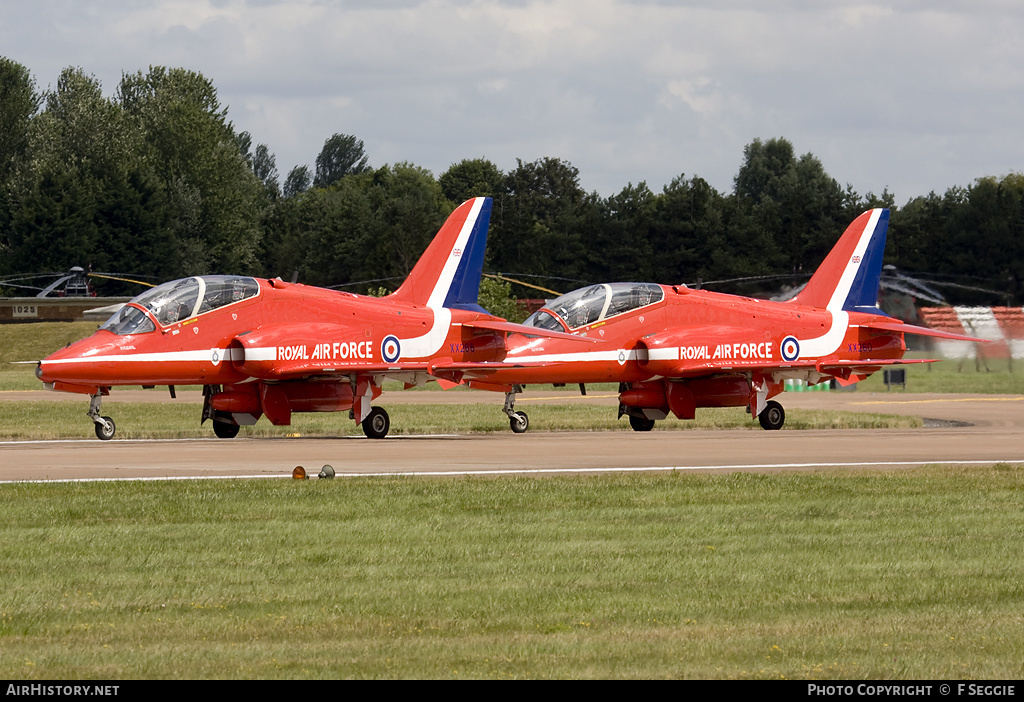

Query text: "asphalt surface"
[1, 389, 1022, 482]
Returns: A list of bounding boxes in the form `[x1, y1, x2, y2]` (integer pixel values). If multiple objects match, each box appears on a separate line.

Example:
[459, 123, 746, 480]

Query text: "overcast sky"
[3, 0, 1023, 203]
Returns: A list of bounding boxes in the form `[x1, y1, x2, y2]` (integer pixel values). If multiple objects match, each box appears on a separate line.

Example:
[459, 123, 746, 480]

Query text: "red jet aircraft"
[36, 197, 591, 440]
[430, 208, 986, 432]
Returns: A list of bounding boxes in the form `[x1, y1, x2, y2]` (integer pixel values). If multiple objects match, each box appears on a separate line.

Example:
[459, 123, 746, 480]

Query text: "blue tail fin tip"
[443, 197, 492, 313]
[842, 208, 890, 313]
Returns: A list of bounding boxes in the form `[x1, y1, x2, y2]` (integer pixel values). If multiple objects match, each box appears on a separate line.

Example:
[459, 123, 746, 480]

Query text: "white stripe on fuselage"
[43, 348, 244, 365]
[43, 346, 279, 367]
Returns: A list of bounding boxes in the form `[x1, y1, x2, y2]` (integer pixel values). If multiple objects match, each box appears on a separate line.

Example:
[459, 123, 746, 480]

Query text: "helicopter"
[0, 267, 155, 298]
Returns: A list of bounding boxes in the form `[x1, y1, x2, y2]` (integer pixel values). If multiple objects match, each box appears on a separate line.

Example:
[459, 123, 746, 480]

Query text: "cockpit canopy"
[100, 276, 260, 335]
[524, 282, 664, 332]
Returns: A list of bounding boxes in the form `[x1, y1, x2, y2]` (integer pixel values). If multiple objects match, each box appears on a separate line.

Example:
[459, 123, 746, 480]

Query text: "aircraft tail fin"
[793, 208, 890, 313]
[388, 197, 492, 313]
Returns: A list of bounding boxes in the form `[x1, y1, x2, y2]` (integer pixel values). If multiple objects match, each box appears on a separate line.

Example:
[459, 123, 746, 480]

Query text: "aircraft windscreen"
[100, 276, 260, 333]
[99, 305, 155, 335]
[526, 283, 664, 331]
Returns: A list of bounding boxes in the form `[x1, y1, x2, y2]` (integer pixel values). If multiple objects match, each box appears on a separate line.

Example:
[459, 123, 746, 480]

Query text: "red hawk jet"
[36, 197, 589, 440]
[429, 208, 986, 432]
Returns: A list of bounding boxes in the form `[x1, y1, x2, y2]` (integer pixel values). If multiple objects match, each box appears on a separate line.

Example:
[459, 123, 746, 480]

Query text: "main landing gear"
[361, 406, 391, 439]
[757, 400, 785, 430]
[628, 414, 656, 432]
[502, 386, 529, 434]
[211, 411, 241, 439]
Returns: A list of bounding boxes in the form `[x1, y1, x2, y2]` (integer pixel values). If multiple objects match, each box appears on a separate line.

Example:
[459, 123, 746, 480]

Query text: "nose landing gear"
[501, 386, 529, 433]
[88, 393, 116, 440]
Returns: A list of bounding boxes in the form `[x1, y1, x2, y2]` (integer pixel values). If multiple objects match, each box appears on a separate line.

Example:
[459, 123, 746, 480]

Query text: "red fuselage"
[466, 282, 907, 418]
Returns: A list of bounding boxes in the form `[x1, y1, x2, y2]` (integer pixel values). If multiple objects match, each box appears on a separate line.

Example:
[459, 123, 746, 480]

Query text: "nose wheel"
[88, 393, 116, 440]
[509, 411, 529, 433]
[502, 386, 529, 434]
[94, 416, 116, 441]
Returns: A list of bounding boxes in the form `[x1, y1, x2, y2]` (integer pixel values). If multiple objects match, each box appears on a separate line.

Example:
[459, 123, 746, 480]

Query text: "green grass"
[855, 357, 1024, 394]
[0, 400, 921, 440]
[2, 467, 1024, 679]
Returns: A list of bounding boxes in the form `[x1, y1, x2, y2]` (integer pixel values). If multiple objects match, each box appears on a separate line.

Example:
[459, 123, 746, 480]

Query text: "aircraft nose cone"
[36, 336, 113, 387]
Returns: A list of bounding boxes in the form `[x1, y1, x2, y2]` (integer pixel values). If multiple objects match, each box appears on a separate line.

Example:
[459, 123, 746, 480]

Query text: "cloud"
[3, 0, 1024, 201]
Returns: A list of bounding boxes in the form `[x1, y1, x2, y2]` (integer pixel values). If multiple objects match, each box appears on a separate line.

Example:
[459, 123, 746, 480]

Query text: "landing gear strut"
[88, 393, 116, 441]
[502, 385, 529, 433]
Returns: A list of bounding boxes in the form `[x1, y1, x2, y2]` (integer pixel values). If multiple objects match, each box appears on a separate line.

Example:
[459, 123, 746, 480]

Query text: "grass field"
[2, 468, 1023, 679]
[2, 321, 1023, 679]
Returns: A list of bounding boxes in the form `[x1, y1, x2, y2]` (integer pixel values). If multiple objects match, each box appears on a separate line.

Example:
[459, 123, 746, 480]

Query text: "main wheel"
[628, 414, 655, 432]
[362, 406, 390, 439]
[213, 412, 240, 439]
[758, 400, 785, 430]
[94, 416, 116, 441]
[510, 411, 529, 434]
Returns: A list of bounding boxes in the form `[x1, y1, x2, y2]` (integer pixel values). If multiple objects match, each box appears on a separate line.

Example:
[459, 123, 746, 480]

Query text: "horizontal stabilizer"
[816, 358, 936, 377]
[860, 320, 991, 343]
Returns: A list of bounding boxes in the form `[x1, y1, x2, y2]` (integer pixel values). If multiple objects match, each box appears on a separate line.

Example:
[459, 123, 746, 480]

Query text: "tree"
[313, 133, 369, 189]
[478, 275, 525, 322]
[283, 165, 311, 198]
[439, 158, 505, 205]
[118, 66, 268, 275]
[586, 182, 656, 282]
[489, 157, 590, 296]
[0, 57, 39, 182]
[267, 163, 448, 290]
[252, 144, 280, 198]
[0, 57, 41, 262]
[2, 67, 175, 286]
[648, 175, 725, 285]
[237, 131, 279, 198]
[732, 137, 849, 283]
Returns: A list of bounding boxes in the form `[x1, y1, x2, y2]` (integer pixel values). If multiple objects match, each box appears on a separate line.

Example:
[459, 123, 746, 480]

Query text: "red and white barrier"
[918, 307, 1024, 359]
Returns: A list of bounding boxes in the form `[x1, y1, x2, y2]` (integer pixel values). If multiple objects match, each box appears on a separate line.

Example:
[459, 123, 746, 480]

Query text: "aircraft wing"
[261, 358, 563, 381]
[252, 360, 434, 380]
[457, 319, 600, 343]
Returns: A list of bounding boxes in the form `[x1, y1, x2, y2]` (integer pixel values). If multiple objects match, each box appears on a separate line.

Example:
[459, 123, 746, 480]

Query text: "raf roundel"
[780, 336, 800, 362]
[381, 335, 401, 363]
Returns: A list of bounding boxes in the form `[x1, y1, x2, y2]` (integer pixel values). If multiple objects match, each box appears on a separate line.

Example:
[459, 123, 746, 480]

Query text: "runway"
[1, 390, 1022, 482]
